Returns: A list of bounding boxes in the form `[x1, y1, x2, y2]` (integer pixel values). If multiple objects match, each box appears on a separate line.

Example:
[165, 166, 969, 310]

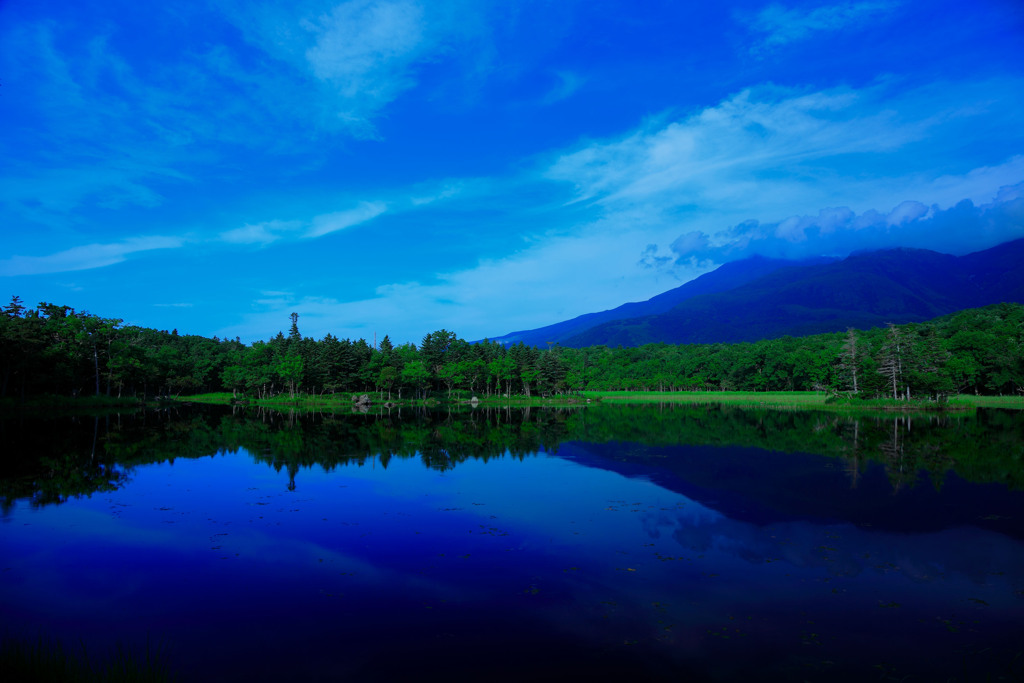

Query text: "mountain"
[493, 239, 1024, 348]
[486, 255, 835, 347]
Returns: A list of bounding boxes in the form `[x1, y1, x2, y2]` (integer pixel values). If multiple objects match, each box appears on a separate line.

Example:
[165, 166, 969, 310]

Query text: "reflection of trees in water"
[576, 404, 1023, 492]
[879, 417, 908, 491]
[2, 403, 1021, 508]
[0, 454, 127, 513]
[841, 419, 862, 488]
[0, 405, 577, 505]
[238, 405, 574, 485]
[0, 414, 133, 513]
[875, 415, 956, 492]
[0, 408, 213, 512]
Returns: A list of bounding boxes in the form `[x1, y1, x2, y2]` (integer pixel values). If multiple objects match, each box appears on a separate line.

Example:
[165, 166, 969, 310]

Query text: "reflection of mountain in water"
[556, 439, 1024, 541]
[630, 481, 1024, 590]
[556, 404, 1024, 540]
[3, 404, 1023, 543]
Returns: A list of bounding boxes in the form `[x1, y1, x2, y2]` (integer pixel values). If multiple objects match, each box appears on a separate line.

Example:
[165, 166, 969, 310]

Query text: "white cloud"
[541, 70, 585, 106]
[544, 80, 1024, 238]
[410, 183, 463, 206]
[222, 0, 457, 135]
[667, 180, 1024, 263]
[0, 236, 184, 276]
[546, 85, 920, 212]
[741, 1, 901, 52]
[217, 202, 387, 245]
[305, 0, 424, 92]
[306, 201, 388, 238]
[219, 220, 304, 245]
[886, 200, 929, 225]
[0, 165, 174, 225]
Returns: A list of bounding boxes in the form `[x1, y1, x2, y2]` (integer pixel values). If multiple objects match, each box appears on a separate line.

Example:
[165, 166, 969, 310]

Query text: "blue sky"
[2, 0, 1023, 344]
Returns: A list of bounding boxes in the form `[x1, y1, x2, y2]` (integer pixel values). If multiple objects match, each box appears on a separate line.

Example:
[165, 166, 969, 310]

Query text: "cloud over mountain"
[667, 180, 1024, 266]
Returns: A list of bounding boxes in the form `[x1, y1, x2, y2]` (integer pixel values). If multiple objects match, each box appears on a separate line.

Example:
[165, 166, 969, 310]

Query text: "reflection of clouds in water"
[642, 507, 1024, 589]
[639, 500, 724, 543]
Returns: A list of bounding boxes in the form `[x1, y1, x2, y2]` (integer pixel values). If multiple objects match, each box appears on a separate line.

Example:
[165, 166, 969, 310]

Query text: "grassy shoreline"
[4, 391, 1020, 414]
[585, 390, 1024, 411]
[175, 390, 1024, 412]
[178, 392, 593, 410]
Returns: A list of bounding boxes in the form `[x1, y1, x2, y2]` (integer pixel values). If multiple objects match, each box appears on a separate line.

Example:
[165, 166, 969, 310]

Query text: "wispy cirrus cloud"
[225, 0, 463, 136]
[739, 1, 901, 53]
[0, 237, 184, 277]
[545, 84, 916, 211]
[307, 201, 389, 238]
[544, 78, 1024, 229]
[305, 1, 424, 89]
[220, 220, 305, 246]
[302, 0, 429, 134]
[216, 176, 475, 248]
[218, 201, 389, 245]
[540, 70, 586, 106]
[0, 1, 465, 233]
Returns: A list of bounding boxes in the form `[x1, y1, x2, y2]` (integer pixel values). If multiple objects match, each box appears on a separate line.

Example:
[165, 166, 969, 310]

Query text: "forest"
[1, 296, 1022, 403]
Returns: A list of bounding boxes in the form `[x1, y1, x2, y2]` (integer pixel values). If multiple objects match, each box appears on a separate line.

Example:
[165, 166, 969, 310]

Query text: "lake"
[2, 403, 1023, 681]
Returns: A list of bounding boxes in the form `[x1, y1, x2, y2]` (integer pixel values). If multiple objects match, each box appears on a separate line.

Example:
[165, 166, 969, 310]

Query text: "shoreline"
[4, 390, 1021, 415]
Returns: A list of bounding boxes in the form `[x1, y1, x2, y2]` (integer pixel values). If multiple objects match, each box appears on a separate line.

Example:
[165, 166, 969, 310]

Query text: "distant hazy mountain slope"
[562, 239, 1024, 347]
[487, 256, 833, 346]
[960, 238, 1024, 302]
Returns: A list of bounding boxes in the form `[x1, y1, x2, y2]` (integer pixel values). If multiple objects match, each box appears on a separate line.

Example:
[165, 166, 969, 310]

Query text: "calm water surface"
[1, 404, 1022, 681]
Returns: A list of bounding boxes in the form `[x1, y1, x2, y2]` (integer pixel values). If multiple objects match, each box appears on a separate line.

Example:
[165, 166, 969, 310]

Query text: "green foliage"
[556, 303, 1024, 401]
[401, 360, 431, 399]
[275, 352, 304, 398]
[3, 298, 1021, 406]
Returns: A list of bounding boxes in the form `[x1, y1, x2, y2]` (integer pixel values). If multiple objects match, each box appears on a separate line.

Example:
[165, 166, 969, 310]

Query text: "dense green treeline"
[2, 295, 1022, 404]
[0, 297, 569, 402]
[560, 302, 1024, 397]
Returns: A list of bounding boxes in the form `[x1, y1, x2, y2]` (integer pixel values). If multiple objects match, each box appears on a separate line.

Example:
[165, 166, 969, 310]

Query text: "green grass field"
[10, 390, 1020, 413]
[178, 390, 1024, 412]
[948, 394, 1024, 409]
[585, 391, 1024, 411]
[180, 392, 591, 410]
[586, 390, 828, 406]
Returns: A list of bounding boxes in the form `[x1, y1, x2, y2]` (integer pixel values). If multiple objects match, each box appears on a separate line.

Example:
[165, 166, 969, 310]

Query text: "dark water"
[1, 404, 1023, 682]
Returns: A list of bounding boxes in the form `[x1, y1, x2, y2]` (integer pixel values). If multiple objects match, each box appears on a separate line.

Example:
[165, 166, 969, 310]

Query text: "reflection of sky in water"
[2, 445, 1023, 682]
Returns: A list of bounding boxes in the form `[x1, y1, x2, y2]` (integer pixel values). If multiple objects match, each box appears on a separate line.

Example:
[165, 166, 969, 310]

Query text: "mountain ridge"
[490, 239, 1024, 348]
[485, 255, 836, 347]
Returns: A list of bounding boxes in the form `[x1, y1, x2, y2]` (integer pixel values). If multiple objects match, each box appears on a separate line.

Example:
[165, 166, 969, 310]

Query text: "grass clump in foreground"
[0, 635, 175, 683]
